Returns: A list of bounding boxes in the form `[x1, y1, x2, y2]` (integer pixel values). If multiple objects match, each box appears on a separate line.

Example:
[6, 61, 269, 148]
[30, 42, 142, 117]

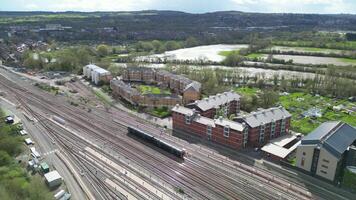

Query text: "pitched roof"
[172, 105, 195, 116]
[172, 105, 244, 131]
[189, 91, 240, 111]
[195, 115, 216, 127]
[110, 79, 140, 95]
[302, 121, 356, 159]
[184, 81, 201, 92]
[238, 106, 291, 128]
[93, 67, 110, 74]
[214, 117, 245, 132]
[302, 121, 340, 144]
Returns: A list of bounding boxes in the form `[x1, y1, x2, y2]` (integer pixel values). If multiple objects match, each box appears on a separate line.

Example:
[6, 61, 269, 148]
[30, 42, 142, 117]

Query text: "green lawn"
[149, 107, 171, 118]
[338, 57, 356, 64]
[234, 87, 260, 96]
[218, 50, 240, 57]
[138, 85, 171, 95]
[246, 53, 265, 59]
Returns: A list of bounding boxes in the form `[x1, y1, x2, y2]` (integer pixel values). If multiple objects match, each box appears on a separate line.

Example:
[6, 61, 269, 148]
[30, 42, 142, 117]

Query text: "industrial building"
[83, 64, 112, 85]
[295, 121, 356, 182]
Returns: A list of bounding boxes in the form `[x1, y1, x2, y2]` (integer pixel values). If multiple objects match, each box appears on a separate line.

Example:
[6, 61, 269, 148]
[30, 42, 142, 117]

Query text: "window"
[270, 121, 276, 139]
[259, 124, 265, 144]
[322, 159, 330, 163]
[243, 127, 249, 148]
[207, 125, 212, 135]
[301, 158, 305, 167]
[281, 118, 286, 134]
[185, 115, 191, 124]
[320, 170, 327, 174]
[321, 165, 328, 169]
[223, 126, 230, 137]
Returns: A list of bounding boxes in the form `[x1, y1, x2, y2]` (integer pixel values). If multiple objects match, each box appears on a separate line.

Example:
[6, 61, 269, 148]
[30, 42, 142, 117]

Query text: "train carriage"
[127, 126, 185, 159]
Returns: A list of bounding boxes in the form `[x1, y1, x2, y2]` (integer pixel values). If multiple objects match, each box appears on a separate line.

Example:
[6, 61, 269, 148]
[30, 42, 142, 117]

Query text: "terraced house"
[172, 104, 291, 149]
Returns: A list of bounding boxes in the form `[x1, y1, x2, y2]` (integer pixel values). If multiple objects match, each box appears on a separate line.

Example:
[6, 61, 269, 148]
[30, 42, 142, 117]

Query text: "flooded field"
[116, 63, 316, 79]
[271, 46, 346, 54]
[272, 54, 356, 66]
[138, 44, 248, 62]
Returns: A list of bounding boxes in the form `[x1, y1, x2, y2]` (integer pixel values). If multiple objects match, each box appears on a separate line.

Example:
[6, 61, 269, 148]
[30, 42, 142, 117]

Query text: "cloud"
[230, 0, 351, 13]
[11, 0, 156, 12]
[1, 0, 355, 13]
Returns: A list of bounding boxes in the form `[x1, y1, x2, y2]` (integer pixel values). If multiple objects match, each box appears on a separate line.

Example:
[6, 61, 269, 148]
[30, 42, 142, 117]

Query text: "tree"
[259, 90, 279, 108]
[27, 176, 53, 200]
[185, 36, 198, 47]
[240, 95, 253, 112]
[0, 151, 12, 166]
[97, 44, 109, 57]
[152, 40, 163, 52]
[164, 41, 180, 51]
[222, 51, 244, 66]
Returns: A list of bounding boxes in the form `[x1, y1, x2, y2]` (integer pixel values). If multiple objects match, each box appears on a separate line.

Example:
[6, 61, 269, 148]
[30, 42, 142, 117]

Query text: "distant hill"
[1, 10, 356, 43]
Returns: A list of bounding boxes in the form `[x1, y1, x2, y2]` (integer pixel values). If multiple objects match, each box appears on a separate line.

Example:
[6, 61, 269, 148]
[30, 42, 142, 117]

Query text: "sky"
[1, 0, 356, 14]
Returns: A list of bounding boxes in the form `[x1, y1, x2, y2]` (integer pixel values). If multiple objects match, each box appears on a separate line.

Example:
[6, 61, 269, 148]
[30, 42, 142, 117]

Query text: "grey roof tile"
[239, 106, 291, 128]
[190, 91, 240, 111]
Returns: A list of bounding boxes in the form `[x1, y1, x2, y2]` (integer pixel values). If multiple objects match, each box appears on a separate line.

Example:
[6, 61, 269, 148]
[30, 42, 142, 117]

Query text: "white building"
[296, 121, 356, 182]
[83, 64, 112, 85]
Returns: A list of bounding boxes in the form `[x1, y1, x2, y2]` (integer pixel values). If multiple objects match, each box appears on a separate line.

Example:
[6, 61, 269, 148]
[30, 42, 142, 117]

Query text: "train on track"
[128, 126, 186, 159]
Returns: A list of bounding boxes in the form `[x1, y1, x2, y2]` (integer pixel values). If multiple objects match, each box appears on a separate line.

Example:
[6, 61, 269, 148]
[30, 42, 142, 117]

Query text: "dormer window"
[185, 115, 191, 124]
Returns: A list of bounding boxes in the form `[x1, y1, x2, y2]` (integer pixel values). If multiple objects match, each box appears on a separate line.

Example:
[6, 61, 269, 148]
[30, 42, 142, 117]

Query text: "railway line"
[0, 71, 348, 200]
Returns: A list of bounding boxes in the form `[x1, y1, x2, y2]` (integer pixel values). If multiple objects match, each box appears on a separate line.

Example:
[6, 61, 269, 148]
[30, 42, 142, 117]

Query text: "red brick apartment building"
[187, 91, 240, 118]
[111, 79, 182, 107]
[234, 107, 291, 147]
[122, 68, 201, 104]
[172, 105, 246, 149]
[172, 105, 291, 149]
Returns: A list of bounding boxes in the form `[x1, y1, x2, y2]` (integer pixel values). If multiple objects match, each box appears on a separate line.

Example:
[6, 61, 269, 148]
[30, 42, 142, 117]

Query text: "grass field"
[218, 50, 240, 57]
[338, 57, 356, 64]
[234, 87, 260, 96]
[246, 53, 265, 59]
[272, 40, 356, 51]
[138, 85, 171, 95]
